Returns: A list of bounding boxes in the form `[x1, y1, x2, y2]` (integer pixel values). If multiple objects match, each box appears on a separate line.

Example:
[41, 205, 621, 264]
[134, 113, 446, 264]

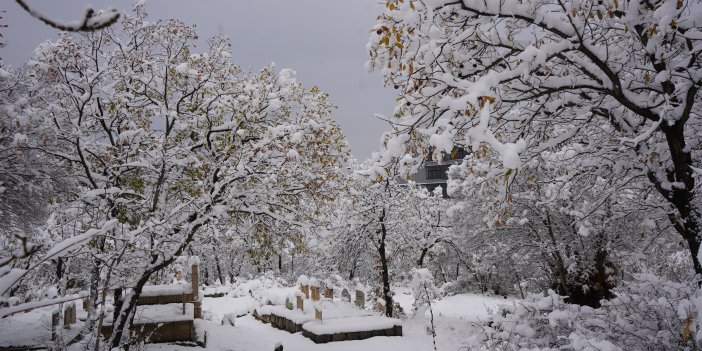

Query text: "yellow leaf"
[683, 316, 693, 342]
[394, 42, 404, 49]
[410, 1, 415, 10]
[389, 3, 395, 10]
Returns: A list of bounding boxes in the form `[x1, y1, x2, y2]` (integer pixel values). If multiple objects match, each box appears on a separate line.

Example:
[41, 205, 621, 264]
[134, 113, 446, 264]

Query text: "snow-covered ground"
[147, 291, 514, 351]
[0, 283, 514, 350]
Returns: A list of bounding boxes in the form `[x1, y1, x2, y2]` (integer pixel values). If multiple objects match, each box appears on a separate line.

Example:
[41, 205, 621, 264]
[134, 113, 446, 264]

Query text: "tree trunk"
[378, 209, 393, 318]
[544, 210, 570, 297]
[418, 248, 428, 267]
[652, 122, 702, 275]
[215, 256, 224, 285]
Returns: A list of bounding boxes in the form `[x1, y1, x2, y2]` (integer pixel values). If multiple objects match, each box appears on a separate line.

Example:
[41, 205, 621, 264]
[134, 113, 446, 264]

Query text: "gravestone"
[64, 302, 76, 327]
[355, 290, 365, 308]
[300, 284, 309, 299]
[285, 297, 293, 310]
[51, 310, 59, 340]
[82, 297, 89, 310]
[310, 286, 320, 301]
[315, 308, 323, 322]
[324, 288, 333, 300]
[296, 295, 304, 311]
[341, 288, 350, 302]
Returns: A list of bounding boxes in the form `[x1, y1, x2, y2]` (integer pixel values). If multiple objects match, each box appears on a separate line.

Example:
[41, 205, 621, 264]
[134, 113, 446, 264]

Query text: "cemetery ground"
[0, 275, 512, 351]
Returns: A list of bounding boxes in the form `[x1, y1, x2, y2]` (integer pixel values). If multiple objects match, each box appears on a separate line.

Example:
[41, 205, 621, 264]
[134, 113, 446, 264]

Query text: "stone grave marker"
[310, 286, 320, 301]
[324, 288, 333, 300]
[64, 302, 76, 327]
[341, 288, 350, 302]
[355, 290, 365, 309]
[296, 295, 304, 311]
[51, 310, 59, 340]
[315, 308, 323, 322]
[285, 297, 293, 310]
[300, 284, 309, 299]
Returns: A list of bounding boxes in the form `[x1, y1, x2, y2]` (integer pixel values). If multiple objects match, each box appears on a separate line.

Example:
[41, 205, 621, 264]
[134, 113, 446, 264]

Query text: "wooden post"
[192, 262, 202, 319]
[191, 263, 199, 301]
[182, 293, 186, 315]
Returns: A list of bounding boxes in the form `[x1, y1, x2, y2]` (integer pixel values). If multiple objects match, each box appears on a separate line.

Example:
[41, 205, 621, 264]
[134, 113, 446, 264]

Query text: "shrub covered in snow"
[468, 274, 700, 350]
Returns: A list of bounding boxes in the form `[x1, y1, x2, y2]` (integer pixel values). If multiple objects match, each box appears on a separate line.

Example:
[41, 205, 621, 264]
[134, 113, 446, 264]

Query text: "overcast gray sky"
[1, 0, 395, 161]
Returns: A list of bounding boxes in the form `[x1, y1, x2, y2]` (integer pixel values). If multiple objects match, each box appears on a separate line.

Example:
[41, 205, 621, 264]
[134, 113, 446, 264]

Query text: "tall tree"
[6, 6, 347, 348]
[367, 0, 702, 273]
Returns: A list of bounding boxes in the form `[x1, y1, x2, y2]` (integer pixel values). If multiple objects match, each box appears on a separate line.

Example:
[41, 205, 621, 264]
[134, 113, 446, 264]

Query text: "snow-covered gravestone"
[297, 275, 310, 299]
[296, 296, 304, 311]
[315, 308, 323, 322]
[342, 288, 350, 302]
[323, 279, 333, 300]
[51, 310, 59, 340]
[64, 302, 76, 327]
[285, 297, 293, 310]
[309, 277, 321, 301]
[355, 290, 365, 308]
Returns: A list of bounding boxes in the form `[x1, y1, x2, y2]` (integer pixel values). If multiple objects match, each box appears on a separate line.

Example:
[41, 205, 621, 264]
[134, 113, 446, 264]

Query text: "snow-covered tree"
[367, 0, 702, 274]
[329, 166, 456, 316]
[4, 6, 347, 348]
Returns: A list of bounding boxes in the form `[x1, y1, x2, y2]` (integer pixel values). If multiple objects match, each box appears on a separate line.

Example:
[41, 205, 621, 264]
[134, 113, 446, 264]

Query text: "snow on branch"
[15, 0, 119, 32]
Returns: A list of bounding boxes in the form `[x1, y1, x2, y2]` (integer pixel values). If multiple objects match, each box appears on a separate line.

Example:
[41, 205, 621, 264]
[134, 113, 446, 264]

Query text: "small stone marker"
[310, 286, 320, 301]
[82, 297, 89, 310]
[355, 290, 365, 308]
[64, 302, 76, 327]
[324, 288, 333, 300]
[341, 288, 350, 302]
[315, 308, 323, 322]
[296, 295, 304, 310]
[51, 310, 59, 340]
[300, 284, 309, 299]
[285, 297, 293, 310]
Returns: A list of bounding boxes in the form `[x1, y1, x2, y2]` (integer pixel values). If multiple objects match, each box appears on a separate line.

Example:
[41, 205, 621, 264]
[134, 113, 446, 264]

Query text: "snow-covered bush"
[468, 274, 700, 350]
